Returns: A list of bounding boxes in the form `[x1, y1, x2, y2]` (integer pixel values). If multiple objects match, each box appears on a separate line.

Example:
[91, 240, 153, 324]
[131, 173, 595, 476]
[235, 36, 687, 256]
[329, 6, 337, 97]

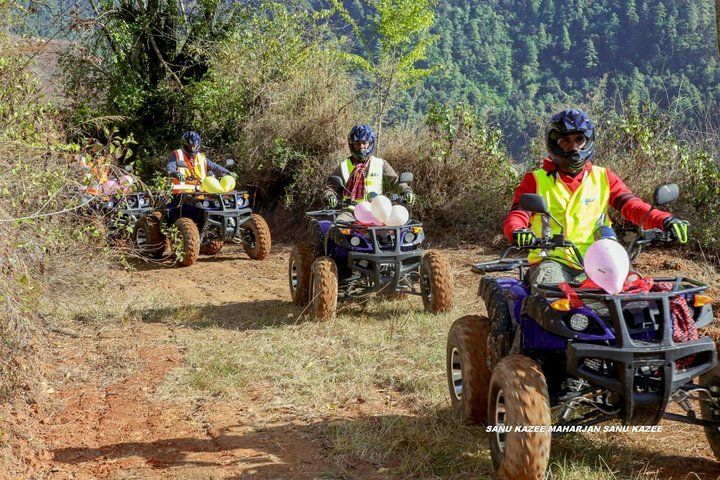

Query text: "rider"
[323, 124, 415, 223]
[166, 131, 235, 185]
[503, 108, 689, 287]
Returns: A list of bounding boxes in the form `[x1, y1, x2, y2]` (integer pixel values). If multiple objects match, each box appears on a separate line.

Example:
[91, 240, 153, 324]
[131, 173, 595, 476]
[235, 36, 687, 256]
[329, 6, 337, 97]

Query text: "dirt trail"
[3, 243, 720, 479]
[6, 244, 398, 480]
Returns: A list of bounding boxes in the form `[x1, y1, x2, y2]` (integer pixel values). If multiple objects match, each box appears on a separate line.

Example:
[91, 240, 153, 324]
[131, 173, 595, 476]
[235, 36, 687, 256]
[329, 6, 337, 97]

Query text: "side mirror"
[398, 172, 414, 184]
[519, 193, 550, 215]
[653, 183, 679, 206]
[225, 159, 235, 167]
[328, 175, 345, 189]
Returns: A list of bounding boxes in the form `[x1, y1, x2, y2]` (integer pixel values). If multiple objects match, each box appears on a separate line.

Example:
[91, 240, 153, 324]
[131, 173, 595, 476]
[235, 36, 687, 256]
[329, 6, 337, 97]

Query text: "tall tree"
[330, 0, 438, 139]
[716, 0, 720, 53]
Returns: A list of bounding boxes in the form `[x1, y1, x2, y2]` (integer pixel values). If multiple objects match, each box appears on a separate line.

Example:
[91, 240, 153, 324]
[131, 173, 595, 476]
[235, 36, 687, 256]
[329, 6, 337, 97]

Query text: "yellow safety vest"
[528, 167, 611, 268]
[339, 156, 385, 202]
[174, 149, 207, 180]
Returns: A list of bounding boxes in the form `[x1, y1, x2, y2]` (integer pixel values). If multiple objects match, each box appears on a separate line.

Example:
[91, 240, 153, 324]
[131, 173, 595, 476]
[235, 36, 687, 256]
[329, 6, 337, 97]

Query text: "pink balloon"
[102, 180, 119, 195]
[584, 238, 629, 294]
[119, 175, 134, 193]
[354, 202, 378, 224]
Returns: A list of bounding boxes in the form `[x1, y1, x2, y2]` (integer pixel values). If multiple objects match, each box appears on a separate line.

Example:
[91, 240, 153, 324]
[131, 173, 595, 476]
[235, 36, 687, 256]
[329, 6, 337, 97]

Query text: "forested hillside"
[405, 0, 720, 153]
[18, 0, 720, 157]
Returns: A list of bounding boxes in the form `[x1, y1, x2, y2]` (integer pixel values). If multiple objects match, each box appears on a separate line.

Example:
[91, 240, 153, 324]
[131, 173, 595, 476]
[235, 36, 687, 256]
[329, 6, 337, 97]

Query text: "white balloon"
[385, 205, 409, 226]
[370, 195, 392, 224]
[584, 238, 630, 294]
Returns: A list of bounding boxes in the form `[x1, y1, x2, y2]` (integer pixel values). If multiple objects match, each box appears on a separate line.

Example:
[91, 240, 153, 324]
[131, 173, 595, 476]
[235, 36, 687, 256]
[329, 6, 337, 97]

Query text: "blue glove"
[664, 216, 689, 244]
[512, 228, 536, 248]
[324, 194, 338, 209]
[403, 191, 416, 205]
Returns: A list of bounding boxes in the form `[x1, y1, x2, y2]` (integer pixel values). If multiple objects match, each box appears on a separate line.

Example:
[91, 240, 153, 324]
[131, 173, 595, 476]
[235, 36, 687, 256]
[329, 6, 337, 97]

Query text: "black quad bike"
[288, 173, 453, 320]
[83, 189, 156, 242]
[133, 175, 271, 267]
[446, 183, 719, 479]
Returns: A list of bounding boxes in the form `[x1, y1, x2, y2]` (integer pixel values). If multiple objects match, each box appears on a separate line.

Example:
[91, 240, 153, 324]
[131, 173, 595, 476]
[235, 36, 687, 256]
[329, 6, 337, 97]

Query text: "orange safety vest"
[171, 149, 208, 183]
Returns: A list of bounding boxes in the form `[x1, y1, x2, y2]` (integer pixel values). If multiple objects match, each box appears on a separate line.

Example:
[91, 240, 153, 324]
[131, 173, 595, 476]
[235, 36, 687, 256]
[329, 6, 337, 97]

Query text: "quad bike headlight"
[569, 314, 590, 332]
[405, 232, 416, 243]
[349, 236, 362, 247]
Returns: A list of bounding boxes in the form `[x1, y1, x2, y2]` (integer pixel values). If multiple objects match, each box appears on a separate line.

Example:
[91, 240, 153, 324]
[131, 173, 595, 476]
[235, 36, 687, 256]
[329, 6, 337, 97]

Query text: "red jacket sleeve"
[503, 172, 536, 242]
[606, 168, 671, 229]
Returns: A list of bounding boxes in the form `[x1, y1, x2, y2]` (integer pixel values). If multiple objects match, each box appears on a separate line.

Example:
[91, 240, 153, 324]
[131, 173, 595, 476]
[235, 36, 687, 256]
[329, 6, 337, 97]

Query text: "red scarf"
[344, 159, 369, 201]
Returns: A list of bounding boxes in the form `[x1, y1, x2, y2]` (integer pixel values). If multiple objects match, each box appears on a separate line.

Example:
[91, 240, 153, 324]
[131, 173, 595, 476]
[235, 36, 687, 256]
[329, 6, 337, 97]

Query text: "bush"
[598, 98, 720, 260]
[379, 103, 518, 241]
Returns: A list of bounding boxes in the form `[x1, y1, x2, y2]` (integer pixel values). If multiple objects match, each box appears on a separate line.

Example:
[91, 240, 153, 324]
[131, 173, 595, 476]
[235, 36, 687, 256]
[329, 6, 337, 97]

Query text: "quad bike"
[288, 172, 453, 320]
[82, 189, 156, 242]
[133, 174, 271, 267]
[446, 183, 719, 479]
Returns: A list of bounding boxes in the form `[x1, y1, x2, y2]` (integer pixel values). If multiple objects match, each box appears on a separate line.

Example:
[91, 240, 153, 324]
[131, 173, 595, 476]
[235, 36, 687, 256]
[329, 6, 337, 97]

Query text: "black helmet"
[546, 109, 595, 174]
[347, 124, 376, 160]
[181, 131, 202, 155]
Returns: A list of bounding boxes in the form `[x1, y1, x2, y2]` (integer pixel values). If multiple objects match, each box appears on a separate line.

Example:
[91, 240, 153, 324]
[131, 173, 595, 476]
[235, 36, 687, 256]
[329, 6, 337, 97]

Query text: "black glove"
[324, 194, 339, 209]
[664, 216, 689, 244]
[512, 228, 536, 248]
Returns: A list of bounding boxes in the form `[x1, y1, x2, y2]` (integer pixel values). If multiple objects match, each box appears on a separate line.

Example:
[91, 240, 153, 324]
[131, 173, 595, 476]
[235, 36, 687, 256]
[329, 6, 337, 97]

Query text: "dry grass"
[145, 253, 720, 479]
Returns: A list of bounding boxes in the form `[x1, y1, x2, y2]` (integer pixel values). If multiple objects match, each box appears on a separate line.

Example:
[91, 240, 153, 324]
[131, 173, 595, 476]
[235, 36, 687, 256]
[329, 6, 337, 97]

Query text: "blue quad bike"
[133, 177, 271, 267]
[446, 184, 720, 479]
[288, 173, 453, 320]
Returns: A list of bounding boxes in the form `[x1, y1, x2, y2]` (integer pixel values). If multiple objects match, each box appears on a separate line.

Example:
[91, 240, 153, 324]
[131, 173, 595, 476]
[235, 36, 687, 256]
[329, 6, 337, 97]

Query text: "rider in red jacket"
[503, 109, 689, 286]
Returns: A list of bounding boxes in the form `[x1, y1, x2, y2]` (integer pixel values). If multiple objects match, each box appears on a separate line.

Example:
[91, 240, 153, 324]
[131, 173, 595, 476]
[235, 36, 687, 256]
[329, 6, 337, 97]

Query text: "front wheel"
[200, 239, 224, 256]
[700, 365, 720, 460]
[174, 217, 200, 267]
[242, 214, 272, 260]
[289, 242, 314, 306]
[420, 250, 453, 313]
[310, 256, 338, 321]
[447, 315, 492, 424]
[488, 355, 551, 480]
[133, 211, 167, 258]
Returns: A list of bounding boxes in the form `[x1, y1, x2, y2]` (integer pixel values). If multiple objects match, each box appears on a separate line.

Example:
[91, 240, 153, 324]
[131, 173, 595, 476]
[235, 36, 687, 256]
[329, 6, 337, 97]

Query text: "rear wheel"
[200, 239, 224, 256]
[242, 214, 271, 260]
[420, 250, 453, 313]
[700, 364, 720, 460]
[310, 256, 338, 321]
[289, 242, 314, 306]
[488, 355, 551, 480]
[133, 211, 167, 258]
[447, 315, 492, 424]
[174, 217, 200, 267]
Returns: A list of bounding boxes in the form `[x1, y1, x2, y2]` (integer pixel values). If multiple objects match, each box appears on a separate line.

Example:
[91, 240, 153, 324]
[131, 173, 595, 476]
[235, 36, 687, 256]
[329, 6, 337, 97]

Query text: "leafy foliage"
[329, 0, 438, 138]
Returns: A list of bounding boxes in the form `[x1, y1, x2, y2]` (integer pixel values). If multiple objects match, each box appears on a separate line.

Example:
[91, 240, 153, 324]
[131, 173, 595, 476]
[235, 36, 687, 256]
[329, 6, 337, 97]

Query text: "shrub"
[598, 97, 720, 260]
[379, 103, 518, 241]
